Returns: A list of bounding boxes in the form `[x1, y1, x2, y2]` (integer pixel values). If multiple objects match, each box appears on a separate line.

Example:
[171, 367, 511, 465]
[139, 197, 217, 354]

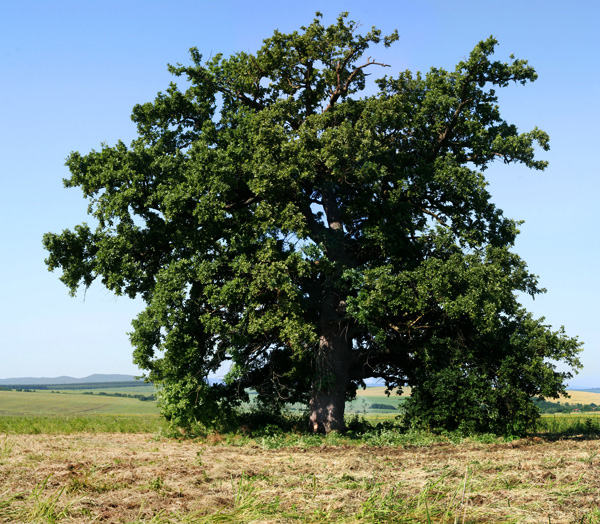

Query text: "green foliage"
[537, 415, 600, 436]
[93, 391, 155, 401]
[369, 403, 396, 411]
[43, 13, 581, 434]
[402, 310, 581, 436]
[534, 399, 599, 414]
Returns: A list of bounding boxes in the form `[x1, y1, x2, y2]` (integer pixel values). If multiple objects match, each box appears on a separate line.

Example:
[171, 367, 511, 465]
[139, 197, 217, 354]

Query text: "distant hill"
[0, 374, 138, 386]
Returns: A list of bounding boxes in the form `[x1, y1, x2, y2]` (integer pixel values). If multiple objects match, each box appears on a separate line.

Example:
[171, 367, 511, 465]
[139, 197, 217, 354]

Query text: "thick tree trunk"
[309, 188, 354, 433]
[309, 299, 351, 433]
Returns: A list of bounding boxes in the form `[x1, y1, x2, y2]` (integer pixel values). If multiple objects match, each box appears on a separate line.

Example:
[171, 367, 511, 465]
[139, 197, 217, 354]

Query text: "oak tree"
[44, 13, 581, 433]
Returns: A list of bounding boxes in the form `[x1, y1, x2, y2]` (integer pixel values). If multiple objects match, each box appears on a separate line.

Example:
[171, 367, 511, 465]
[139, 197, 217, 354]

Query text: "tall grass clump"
[537, 415, 600, 437]
[0, 477, 75, 524]
[0, 434, 14, 461]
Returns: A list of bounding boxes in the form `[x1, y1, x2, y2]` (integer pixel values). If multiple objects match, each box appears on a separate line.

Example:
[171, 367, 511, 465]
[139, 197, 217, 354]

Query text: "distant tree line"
[0, 381, 156, 402]
[534, 398, 598, 414]
[369, 403, 398, 411]
[80, 391, 156, 401]
[0, 381, 148, 391]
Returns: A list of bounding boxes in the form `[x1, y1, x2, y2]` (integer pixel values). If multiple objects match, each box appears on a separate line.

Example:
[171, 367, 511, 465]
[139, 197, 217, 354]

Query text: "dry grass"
[2, 433, 600, 523]
[354, 388, 600, 402]
[559, 390, 600, 404]
[355, 386, 410, 397]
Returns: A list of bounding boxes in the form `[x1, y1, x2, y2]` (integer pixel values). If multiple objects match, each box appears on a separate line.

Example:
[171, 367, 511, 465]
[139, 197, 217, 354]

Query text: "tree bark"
[309, 297, 351, 433]
[308, 185, 353, 433]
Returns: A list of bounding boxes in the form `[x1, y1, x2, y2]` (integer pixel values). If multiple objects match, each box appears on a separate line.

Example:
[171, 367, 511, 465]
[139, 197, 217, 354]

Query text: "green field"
[346, 395, 405, 413]
[0, 414, 166, 434]
[0, 390, 159, 416]
[3, 421, 600, 523]
[0, 386, 403, 420]
[2, 386, 598, 421]
[3, 386, 600, 523]
[48, 385, 156, 395]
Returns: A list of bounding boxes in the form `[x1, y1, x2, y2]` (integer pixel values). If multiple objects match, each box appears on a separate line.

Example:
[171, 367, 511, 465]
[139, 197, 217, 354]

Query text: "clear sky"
[1, 0, 598, 386]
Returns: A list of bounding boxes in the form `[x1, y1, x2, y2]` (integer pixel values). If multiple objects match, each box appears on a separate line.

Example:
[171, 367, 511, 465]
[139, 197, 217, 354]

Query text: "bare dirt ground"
[2, 433, 600, 523]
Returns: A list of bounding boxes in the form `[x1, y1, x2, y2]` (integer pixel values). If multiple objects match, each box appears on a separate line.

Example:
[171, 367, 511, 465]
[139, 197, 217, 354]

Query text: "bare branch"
[224, 195, 261, 210]
[435, 98, 473, 148]
[323, 53, 391, 113]
[466, 151, 506, 162]
[421, 207, 448, 226]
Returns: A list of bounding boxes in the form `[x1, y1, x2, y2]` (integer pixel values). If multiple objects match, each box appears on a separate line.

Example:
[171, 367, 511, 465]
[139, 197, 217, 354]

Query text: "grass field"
[1, 386, 407, 418]
[51, 385, 157, 395]
[0, 414, 167, 434]
[0, 390, 159, 416]
[558, 390, 600, 404]
[3, 431, 600, 523]
[2, 388, 600, 521]
[355, 386, 410, 397]
[1, 386, 596, 419]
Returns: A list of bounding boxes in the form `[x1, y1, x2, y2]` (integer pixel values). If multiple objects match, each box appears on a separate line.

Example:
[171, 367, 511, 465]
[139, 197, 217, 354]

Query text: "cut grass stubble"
[3, 433, 600, 523]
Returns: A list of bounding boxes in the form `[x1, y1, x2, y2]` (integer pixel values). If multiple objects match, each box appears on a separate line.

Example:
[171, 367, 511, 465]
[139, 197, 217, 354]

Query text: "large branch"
[299, 200, 327, 245]
[429, 56, 498, 160]
[430, 97, 473, 160]
[234, 90, 265, 111]
[421, 207, 448, 227]
[323, 53, 391, 113]
[211, 78, 266, 111]
[304, 60, 315, 117]
[223, 195, 261, 210]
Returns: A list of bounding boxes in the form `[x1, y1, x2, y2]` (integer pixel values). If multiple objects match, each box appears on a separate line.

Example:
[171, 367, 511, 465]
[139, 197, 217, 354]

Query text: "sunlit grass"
[3, 432, 600, 523]
[0, 415, 167, 434]
[0, 389, 159, 416]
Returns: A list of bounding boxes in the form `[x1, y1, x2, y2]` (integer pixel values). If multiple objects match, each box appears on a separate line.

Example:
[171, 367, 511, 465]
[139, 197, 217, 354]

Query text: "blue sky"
[1, 0, 598, 387]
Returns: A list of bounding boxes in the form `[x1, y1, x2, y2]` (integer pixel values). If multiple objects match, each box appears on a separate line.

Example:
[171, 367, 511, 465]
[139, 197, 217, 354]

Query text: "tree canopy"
[44, 13, 581, 434]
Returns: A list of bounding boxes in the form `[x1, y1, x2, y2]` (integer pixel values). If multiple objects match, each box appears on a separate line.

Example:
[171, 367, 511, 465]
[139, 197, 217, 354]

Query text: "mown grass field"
[3, 428, 600, 523]
[2, 388, 600, 522]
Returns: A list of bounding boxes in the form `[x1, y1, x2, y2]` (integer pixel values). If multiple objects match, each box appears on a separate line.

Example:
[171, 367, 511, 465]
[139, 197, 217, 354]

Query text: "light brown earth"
[2, 433, 600, 523]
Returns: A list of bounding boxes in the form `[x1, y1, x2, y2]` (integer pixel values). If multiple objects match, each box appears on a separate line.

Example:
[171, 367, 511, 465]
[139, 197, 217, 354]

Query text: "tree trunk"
[309, 300, 351, 433]
[309, 188, 353, 433]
